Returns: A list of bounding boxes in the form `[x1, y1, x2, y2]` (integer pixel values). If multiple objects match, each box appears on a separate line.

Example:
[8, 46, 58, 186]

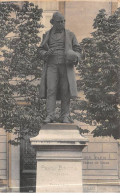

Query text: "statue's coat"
[38, 29, 80, 100]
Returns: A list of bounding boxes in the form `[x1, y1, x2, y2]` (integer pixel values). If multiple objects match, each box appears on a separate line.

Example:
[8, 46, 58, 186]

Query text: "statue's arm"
[37, 33, 54, 61]
[72, 33, 81, 62]
[37, 34, 49, 60]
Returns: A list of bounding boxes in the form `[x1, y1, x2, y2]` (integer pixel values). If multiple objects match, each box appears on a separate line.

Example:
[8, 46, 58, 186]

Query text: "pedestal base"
[30, 123, 88, 193]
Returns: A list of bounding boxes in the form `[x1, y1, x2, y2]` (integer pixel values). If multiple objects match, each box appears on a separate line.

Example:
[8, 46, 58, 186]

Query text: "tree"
[0, 2, 46, 145]
[75, 8, 120, 139]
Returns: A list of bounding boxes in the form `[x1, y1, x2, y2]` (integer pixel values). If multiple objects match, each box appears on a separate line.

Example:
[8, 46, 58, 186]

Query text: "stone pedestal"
[30, 123, 88, 193]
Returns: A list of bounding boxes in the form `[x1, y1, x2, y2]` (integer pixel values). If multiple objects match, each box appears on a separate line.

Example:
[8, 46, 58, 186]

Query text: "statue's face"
[53, 15, 65, 31]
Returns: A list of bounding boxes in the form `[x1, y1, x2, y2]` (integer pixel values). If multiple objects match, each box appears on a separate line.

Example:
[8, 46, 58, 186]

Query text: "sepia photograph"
[0, 0, 120, 193]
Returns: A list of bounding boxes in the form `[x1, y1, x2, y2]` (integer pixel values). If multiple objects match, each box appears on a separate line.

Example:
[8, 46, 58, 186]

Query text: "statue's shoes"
[43, 117, 53, 123]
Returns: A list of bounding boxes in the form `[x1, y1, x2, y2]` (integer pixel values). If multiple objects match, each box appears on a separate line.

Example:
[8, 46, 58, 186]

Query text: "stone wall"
[0, 128, 8, 192]
[65, 1, 113, 42]
[0, 129, 20, 192]
[82, 131, 120, 192]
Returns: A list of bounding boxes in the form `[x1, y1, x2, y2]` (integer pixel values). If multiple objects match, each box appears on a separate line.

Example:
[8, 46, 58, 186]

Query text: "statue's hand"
[45, 48, 55, 60]
[66, 57, 78, 66]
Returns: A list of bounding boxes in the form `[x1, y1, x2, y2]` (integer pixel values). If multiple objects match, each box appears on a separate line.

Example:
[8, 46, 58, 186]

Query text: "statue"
[38, 12, 80, 123]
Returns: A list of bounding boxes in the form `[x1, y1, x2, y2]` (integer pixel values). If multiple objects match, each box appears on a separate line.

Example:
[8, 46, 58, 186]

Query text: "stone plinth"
[30, 123, 88, 193]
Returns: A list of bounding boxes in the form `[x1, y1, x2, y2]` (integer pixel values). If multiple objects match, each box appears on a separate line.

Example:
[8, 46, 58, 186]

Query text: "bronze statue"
[38, 12, 80, 123]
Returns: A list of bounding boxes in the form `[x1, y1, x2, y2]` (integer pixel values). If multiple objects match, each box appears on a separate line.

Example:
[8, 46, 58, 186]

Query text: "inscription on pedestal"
[36, 161, 83, 192]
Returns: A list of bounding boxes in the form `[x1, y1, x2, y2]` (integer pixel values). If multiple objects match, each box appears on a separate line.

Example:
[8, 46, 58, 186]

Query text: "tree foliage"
[0, 2, 46, 145]
[75, 8, 120, 139]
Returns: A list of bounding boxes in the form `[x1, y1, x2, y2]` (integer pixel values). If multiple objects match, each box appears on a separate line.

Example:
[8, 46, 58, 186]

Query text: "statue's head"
[50, 12, 65, 31]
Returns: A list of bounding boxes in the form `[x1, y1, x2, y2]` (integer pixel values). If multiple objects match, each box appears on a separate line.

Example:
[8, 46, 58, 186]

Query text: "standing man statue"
[39, 12, 80, 123]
